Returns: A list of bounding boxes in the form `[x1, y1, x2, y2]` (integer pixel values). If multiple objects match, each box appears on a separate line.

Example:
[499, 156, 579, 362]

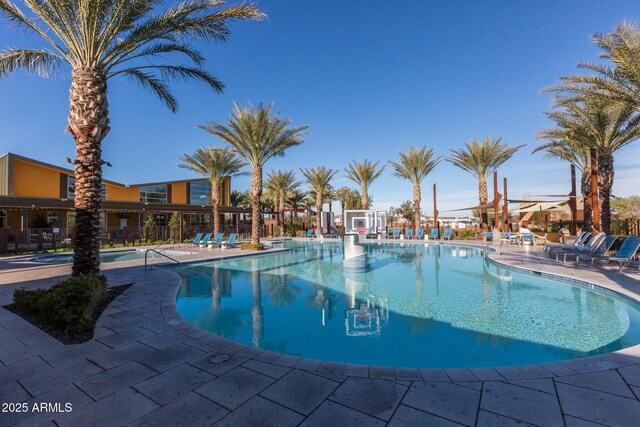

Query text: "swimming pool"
[37, 249, 191, 264]
[175, 240, 640, 368]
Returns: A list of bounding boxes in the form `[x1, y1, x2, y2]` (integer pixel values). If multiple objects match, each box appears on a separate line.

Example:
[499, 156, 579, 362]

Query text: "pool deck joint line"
[1, 240, 640, 426]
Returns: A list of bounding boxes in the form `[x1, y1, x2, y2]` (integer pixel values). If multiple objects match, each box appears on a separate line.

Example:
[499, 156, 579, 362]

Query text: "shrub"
[12, 274, 108, 335]
[457, 229, 477, 240]
[241, 242, 265, 251]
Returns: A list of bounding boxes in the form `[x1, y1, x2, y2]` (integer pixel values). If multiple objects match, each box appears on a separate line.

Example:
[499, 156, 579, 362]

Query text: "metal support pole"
[433, 184, 438, 229]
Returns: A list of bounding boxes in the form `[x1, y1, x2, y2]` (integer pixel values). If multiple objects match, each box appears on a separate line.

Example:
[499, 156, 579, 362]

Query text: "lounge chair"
[405, 228, 414, 239]
[484, 231, 493, 242]
[306, 229, 313, 238]
[545, 231, 590, 254]
[186, 232, 203, 246]
[208, 232, 225, 248]
[555, 233, 605, 262]
[442, 228, 453, 241]
[221, 233, 239, 248]
[198, 233, 213, 247]
[415, 228, 425, 240]
[575, 235, 619, 264]
[391, 228, 400, 239]
[577, 236, 640, 272]
[428, 228, 439, 240]
[548, 232, 594, 257]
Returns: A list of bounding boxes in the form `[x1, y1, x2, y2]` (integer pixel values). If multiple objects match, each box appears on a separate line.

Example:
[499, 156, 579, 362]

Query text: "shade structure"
[509, 201, 570, 214]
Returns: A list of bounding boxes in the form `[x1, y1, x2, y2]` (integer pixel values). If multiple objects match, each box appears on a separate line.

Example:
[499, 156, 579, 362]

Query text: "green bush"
[13, 274, 108, 335]
[457, 229, 477, 240]
[241, 242, 265, 251]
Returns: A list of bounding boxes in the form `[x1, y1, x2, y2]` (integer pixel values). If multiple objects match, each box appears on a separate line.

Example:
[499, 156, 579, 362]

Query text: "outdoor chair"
[577, 236, 640, 272]
[575, 235, 619, 265]
[306, 229, 313, 238]
[405, 228, 414, 239]
[442, 228, 453, 240]
[208, 232, 225, 248]
[428, 228, 439, 240]
[186, 232, 203, 247]
[391, 228, 400, 239]
[221, 233, 239, 248]
[198, 233, 213, 247]
[545, 231, 590, 254]
[555, 233, 605, 262]
[415, 228, 425, 239]
[484, 231, 493, 241]
[548, 232, 594, 257]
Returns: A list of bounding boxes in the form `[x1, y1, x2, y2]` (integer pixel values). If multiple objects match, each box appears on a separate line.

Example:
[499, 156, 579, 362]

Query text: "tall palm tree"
[541, 98, 640, 233]
[0, 0, 262, 275]
[389, 145, 442, 230]
[344, 159, 385, 209]
[446, 137, 524, 224]
[265, 170, 300, 236]
[179, 147, 245, 237]
[199, 102, 308, 245]
[549, 21, 640, 110]
[533, 131, 593, 229]
[301, 167, 337, 229]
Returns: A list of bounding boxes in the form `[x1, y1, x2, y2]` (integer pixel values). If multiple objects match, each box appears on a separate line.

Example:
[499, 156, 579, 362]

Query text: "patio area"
[1, 242, 640, 426]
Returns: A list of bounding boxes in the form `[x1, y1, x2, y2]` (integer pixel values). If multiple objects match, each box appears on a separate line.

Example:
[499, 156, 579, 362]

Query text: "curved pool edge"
[159, 241, 640, 380]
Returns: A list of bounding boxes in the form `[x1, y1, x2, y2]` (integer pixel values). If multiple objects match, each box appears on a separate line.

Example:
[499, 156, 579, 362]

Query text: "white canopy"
[510, 201, 570, 214]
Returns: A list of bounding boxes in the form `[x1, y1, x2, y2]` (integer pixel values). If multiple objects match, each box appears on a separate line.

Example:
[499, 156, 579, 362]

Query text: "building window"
[68, 176, 106, 200]
[0, 210, 6, 228]
[189, 180, 211, 206]
[190, 214, 211, 227]
[47, 211, 58, 227]
[139, 185, 168, 204]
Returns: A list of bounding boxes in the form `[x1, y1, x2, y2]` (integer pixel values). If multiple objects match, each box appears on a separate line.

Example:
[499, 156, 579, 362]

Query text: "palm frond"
[0, 48, 62, 77]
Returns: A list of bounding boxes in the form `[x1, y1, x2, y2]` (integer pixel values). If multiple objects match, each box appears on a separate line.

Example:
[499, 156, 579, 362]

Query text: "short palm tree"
[301, 167, 337, 228]
[265, 170, 301, 236]
[446, 137, 524, 225]
[199, 102, 308, 245]
[335, 186, 362, 212]
[0, 0, 262, 275]
[344, 159, 385, 209]
[389, 145, 442, 230]
[230, 190, 250, 208]
[179, 147, 245, 237]
[287, 189, 307, 226]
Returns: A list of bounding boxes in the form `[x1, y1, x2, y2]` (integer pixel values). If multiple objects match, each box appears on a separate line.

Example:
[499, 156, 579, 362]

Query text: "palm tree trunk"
[598, 152, 614, 235]
[478, 176, 489, 225]
[251, 166, 262, 245]
[316, 194, 323, 231]
[413, 184, 421, 230]
[361, 186, 369, 209]
[581, 171, 592, 230]
[68, 68, 110, 276]
[212, 183, 220, 237]
[279, 196, 286, 236]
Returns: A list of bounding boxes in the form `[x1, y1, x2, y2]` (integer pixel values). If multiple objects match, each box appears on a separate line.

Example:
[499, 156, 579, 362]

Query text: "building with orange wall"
[0, 153, 247, 238]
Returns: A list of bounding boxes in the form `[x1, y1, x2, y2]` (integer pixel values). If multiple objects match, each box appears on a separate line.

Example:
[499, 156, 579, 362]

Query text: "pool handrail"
[144, 249, 182, 270]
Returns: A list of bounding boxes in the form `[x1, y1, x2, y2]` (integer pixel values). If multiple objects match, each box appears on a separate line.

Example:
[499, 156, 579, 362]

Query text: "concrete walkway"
[1, 241, 640, 426]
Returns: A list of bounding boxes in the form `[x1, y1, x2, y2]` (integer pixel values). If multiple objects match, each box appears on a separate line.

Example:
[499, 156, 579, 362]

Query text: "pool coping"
[161, 239, 640, 380]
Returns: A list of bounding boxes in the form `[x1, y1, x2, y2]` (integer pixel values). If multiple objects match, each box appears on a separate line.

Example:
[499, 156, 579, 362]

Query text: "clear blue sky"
[1, 0, 639, 215]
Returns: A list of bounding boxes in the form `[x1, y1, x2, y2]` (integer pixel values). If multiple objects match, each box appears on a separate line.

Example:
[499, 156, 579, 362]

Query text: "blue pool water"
[37, 249, 190, 264]
[175, 240, 640, 368]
